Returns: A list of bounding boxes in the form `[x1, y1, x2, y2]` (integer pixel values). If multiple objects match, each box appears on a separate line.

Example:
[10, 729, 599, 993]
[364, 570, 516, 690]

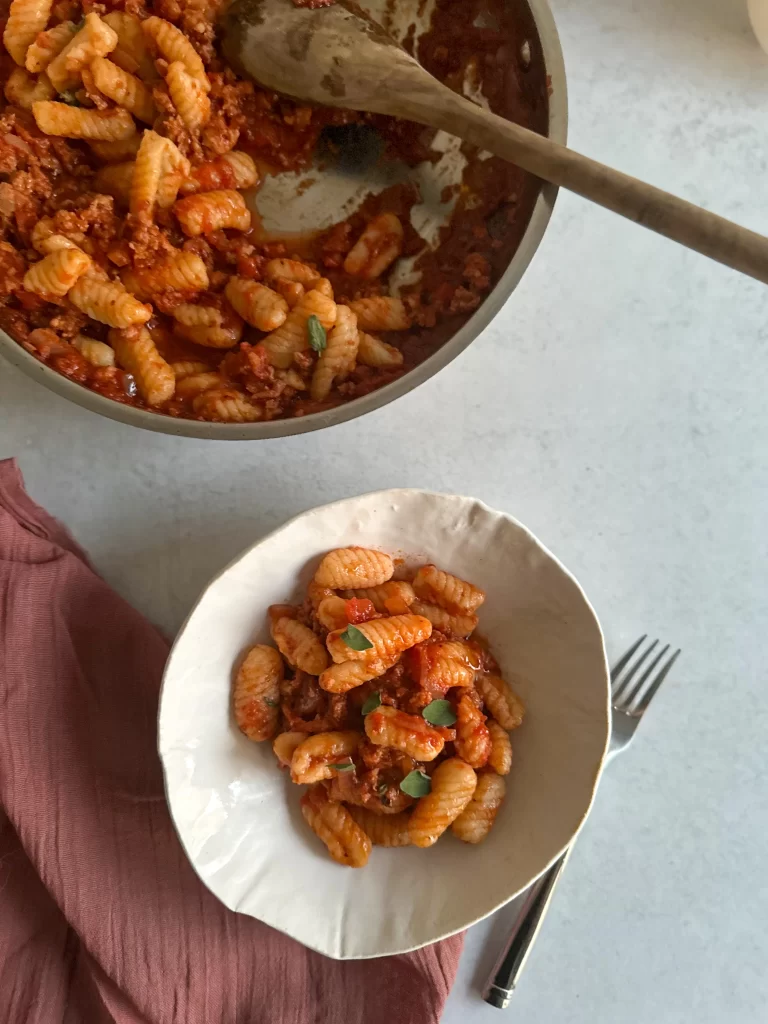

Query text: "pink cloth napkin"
[0, 458, 463, 1024]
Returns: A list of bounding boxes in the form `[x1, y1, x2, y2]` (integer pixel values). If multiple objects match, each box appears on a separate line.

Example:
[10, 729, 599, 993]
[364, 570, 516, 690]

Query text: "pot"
[0, 0, 567, 439]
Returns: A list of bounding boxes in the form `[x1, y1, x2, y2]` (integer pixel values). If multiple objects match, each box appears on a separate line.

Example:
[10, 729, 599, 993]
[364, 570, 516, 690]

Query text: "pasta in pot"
[231, 547, 528, 867]
[0, 0, 548, 423]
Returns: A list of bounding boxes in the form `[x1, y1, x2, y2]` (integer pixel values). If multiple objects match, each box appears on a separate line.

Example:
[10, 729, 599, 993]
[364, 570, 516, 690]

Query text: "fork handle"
[483, 847, 573, 1009]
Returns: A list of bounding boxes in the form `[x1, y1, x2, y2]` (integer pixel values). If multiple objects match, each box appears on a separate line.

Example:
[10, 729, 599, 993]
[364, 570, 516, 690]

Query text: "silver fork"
[484, 636, 682, 1009]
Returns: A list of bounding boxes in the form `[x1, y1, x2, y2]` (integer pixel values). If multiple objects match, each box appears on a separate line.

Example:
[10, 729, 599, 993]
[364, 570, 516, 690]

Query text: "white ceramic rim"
[158, 489, 611, 956]
[0, 0, 568, 440]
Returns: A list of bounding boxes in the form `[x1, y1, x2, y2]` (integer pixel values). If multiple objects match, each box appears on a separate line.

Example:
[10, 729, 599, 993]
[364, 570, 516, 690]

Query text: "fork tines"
[611, 635, 681, 715]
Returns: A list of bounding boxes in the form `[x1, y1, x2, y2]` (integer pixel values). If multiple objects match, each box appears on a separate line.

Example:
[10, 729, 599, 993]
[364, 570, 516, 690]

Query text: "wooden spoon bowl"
[221, 0, 768, 285]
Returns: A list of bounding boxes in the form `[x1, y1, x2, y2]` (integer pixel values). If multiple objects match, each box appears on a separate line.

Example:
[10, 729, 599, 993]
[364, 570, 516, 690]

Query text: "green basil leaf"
[399, 770, 431, 798]
[340, 625, 373, 651]
[307, 313, 327, 353]
[264, 697, 279, 707]
[330, 762, 355, 772]
[422, 699, 457, 726]
[361, 691, 381, 715]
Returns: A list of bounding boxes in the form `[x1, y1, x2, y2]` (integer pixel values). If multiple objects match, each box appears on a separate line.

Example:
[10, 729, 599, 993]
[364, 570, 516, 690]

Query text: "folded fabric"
[0, 458, 463, 1024]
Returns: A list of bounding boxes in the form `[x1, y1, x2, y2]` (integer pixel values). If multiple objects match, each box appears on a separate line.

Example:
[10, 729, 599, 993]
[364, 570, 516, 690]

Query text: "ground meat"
[219, 342, 291, 402]
[280, 670, 348, 733]
[49, 309, 88, 338]
[51, 346, 91, 384]
[0, 240, 25, 294]
[152, 87, 203, 163]
[463, 251, 491, 290]
[52, 194, 120, 243]
[448, 286, 483, 315]
[26, 327, 67, 356]
[128, 218, 175, 267]
[201, 114, 240, 157]
[154, 0, 181, 19]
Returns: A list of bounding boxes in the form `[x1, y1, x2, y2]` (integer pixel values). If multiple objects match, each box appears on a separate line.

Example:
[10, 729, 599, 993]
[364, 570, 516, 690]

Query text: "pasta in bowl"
[159, 490, 611, 957]
[234, 551, 525, 867]
[0, 0, 566, 438]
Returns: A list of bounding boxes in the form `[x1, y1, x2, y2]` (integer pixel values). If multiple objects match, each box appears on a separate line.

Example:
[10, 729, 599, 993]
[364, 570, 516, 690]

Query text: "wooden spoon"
[221, 0, 768, 285]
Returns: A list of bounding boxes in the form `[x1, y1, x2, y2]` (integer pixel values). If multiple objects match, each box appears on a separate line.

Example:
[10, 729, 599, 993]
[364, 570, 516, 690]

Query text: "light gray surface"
[1, 0, 766, 1020]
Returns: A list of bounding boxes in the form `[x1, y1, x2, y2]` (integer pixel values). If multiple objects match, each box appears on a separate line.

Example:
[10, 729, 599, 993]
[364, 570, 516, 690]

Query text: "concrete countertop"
[1, 0, 765, 1020]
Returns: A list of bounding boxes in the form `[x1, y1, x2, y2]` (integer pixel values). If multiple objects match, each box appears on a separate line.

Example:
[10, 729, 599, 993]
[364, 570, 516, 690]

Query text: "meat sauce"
[0, 0, 548, 421]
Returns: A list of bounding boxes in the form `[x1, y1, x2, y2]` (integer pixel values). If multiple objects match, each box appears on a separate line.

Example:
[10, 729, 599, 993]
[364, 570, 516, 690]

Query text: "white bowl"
[159, 490, 610, 958]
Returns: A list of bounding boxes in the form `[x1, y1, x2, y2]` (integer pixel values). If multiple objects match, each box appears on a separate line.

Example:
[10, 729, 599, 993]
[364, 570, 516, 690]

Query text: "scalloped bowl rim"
[158, 489, 610, 958]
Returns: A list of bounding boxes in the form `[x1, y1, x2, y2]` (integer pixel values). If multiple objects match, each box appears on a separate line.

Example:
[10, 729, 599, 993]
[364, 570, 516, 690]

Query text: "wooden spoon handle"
[396, 84, 768, 284]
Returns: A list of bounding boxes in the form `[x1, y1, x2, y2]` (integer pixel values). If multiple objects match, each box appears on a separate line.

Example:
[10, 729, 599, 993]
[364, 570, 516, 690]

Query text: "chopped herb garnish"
[400, 770, 431, 798]
[361, 691, 381, 715]
[307, 313, 326, 353]
[264, 697, 279, 707]
[340, 625, 373, 651]
[422, 699, 457, 727]
[330, 762, 355, 772]
[58, 90, 80, 106]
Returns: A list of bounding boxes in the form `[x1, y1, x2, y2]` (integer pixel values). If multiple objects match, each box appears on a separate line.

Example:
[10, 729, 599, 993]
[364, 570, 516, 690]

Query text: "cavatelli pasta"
[300, 785, 371, 868]
[124, 250, 209, 298]
[173, 190, 251, 236]
[142, 16, 209, 90]
[4, 0, 54, 68]
[4, 67, 54, 109]
[33, 101, 135, 140]
[409, 758, 478, 848]
[356, 332, 404, 368]
[347, 807, 412, 847]
[326, 614, 432, 665]
[45, 12, 118, 92]
[233, 644, 284, 742]
[103, 11, 155, 82]
[314, 547, 394, 589]
[235, 546, 525, 866]
[364, 705, 445, 761]
[343, 213, 403, 279]
[72, 334, 115, 367]
[71, 278, 152, 328]
[475, 673, 526, 731]
[260, 286, 337, 369]
[23, 248, 91, 297]
[108, 326, 174, 405]
[348, 297, 411, 332]
[451, 772, 505, 844]
[224, 278, 288, 332]
[90, 56, 156, 123]
[272, 616, 329, 674]
[166, 60, 210, 130]
[192, 388, 262, 423]
[24, 17, 75, 74]
[310, 304, 359, 401]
